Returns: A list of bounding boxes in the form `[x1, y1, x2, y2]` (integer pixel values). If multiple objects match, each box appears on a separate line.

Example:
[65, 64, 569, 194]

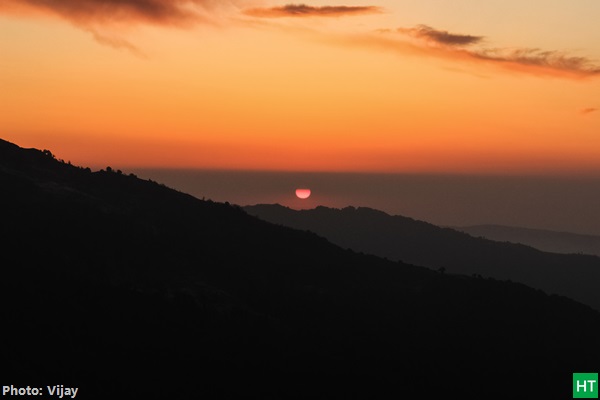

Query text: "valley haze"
[131, 168, 600, 236]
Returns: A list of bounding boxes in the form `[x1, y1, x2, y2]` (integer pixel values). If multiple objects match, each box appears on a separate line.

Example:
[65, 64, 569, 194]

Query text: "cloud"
[0, 0, 237, 56]
[397, 25, 483, 46]
[371, 25, 600, 79]
[581, 108, 598, 115]
[473, 48, 600, 77]
[3, 1, 599, 79]
[86, 28, 147, 57]
[0, 0, 218, 27]
[243, 4, 382, 18]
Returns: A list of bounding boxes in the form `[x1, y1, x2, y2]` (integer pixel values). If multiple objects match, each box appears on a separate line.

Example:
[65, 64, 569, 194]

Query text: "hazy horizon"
[130, 168, 600, 236]
[3, 1, 600, 235]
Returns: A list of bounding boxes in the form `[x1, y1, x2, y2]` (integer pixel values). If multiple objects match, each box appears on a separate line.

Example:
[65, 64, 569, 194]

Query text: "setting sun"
[295, 188, 311, 199]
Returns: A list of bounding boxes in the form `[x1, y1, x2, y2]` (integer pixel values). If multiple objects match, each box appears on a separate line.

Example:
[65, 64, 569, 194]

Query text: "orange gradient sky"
[1, 1, 599, 173]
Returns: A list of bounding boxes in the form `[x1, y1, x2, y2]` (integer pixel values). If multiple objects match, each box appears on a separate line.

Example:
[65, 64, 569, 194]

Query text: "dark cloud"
[397, 25, 483, 46]
[1, 0, 215, 26]
[1, 0, 227, 56]
[378, 25, 600, 79]
[243, 4, 382, 18]
[473, 48, 600, 77]
[581, 108, 598, 115]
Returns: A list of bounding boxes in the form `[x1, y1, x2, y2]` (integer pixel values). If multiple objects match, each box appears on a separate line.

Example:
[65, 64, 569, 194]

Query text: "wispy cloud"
[370, 25, 600, 79]
[86, 28, 147, 57]
[396, 25, 483, 47]
[0, 0, 220, 27]
[581, 108, 598, 115]
[0, 0, 233, 56]
[243, 4, 382, 18]
[473, 48, 600, 77]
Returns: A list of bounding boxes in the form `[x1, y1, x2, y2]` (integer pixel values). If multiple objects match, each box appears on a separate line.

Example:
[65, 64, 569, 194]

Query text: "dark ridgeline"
[1, 137, 599, 399]
[244, 204, 600, 312]
[455, 224, 600, 257]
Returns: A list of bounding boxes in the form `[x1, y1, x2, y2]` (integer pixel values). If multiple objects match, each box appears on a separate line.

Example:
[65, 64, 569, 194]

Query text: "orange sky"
[1, 1, 599, 174]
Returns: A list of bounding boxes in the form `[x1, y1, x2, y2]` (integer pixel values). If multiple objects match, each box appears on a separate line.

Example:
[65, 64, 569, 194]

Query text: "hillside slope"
[244, 204, 600, 312]
[2, 138, 599, 399]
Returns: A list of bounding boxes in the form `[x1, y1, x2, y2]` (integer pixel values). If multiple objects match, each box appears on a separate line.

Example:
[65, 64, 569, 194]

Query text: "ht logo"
[574, 373, 598, 399]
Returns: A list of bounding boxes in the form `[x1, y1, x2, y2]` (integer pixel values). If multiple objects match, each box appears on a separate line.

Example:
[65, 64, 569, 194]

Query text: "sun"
[295, 189, 311, 199]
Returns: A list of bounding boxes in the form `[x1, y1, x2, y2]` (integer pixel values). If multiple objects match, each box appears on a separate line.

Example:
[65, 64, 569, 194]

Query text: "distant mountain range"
[244, 204, 600, 312]
[2, 137, 599, 399]
[454, 224, 600, 257]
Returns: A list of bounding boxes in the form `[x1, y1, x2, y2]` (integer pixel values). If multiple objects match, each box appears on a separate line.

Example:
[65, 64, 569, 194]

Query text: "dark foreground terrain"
[244, 204, 600, 311]
[1, 138, 599, 399]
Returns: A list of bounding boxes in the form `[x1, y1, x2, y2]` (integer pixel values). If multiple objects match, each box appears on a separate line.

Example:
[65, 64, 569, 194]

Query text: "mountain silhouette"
[244, 204, 600, 312]
[455, 224, 600, 257]
[2, 138, 599, 399]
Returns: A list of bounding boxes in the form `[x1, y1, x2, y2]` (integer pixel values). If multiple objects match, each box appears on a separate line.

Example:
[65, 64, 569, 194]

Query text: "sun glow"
[295, 189, 311, 199]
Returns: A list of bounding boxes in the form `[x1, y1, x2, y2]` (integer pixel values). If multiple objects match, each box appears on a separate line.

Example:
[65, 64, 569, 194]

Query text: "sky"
[2, 0, 600, 174]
